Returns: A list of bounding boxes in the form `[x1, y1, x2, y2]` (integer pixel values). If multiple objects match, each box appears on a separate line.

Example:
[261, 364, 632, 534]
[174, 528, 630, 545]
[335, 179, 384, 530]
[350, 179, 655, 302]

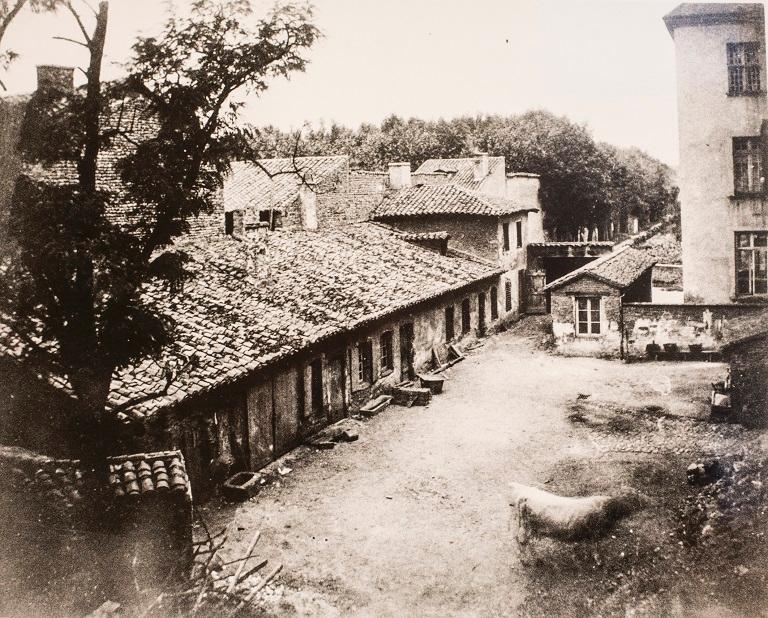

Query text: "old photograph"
[1, 0, 768, 616]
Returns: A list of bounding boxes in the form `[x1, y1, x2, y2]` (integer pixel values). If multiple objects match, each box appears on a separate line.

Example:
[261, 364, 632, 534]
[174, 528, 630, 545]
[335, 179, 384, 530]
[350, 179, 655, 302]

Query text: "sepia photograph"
[1, 0, 768, 616]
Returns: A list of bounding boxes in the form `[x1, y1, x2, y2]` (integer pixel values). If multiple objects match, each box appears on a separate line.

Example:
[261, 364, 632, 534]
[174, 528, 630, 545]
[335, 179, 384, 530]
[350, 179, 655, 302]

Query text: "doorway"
[399, 322, 415, 382]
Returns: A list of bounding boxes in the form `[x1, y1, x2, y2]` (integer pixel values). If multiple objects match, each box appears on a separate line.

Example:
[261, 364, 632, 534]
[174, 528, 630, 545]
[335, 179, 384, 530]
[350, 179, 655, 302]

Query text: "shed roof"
[542, 246, 657, 291]
[373, 183, 535, 218]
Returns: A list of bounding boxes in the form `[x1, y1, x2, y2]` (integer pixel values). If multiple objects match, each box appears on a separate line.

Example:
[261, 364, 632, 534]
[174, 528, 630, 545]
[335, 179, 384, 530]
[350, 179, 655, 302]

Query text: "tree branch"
[64, 0, 91, 46]
[53, 35, 89, 48]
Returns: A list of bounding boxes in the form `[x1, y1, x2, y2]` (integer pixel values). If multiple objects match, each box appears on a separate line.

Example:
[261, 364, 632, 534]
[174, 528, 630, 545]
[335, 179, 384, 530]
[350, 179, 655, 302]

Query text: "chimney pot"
[388, 162, 411, 189]
[36, 65, 75, 93]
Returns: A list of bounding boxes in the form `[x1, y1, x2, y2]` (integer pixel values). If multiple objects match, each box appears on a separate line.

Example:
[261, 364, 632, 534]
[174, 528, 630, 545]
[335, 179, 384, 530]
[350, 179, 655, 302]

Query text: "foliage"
[1, 0, 319, 466]
[253, 110, 679, 240]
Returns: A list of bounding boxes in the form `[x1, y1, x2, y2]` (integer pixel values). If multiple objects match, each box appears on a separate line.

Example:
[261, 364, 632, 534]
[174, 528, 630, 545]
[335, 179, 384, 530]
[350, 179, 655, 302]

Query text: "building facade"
[665, 3, 768, 303]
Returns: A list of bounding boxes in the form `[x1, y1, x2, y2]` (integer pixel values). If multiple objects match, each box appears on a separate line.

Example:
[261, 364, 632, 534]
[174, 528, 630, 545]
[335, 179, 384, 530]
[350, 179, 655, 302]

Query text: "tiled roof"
[0, 446, 190, 512]
[415, 156, 505, 191]
[374, 184, 534, 218]
[543, 246, 657, 291]
[0, 223, 501, 419]
[720, 309, 768, 351]
[224, 155, 348, 213]
[395, 230, 450, 241]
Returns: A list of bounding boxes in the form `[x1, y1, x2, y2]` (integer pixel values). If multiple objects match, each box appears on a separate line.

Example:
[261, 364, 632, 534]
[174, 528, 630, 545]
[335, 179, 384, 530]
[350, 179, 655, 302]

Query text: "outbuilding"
[543, 246, 656, 356]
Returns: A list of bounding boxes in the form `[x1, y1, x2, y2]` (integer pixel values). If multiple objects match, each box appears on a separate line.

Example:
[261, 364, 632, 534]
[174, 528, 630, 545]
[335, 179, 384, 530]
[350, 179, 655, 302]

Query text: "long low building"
[1, 222, 507, 497]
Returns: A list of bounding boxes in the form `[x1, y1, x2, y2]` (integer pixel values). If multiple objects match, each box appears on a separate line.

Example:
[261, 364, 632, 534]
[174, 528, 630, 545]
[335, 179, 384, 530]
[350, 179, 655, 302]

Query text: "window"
[516, 220, 523, 248]
[357, 340, 373, 384]
[310, 358, 323, 415]
[505, 280, 513, 311]
[490, 287, 498, 320]
[575, 297, 601, 335]
[736, 231, 768, 295]
[225, 211, 234, 235]
[445, 306, 455, 341]
[257, 209, 282, 230]
[728, 42, 761, 96]
[379, 331, 394, 373]
[296, 366, 306, 418]
[733, 137, 764, 195]
[502, 222, 510, 251]
[461, 298, 471, 334]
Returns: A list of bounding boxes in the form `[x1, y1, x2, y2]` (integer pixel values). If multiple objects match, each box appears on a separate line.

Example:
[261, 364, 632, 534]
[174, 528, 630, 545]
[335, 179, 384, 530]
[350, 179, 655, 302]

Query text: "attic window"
[258, 209, 282, 229]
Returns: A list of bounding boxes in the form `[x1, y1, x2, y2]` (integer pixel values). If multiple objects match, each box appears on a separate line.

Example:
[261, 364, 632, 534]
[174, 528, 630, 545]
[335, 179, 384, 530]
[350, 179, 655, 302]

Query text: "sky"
[1, 0, 688, 165]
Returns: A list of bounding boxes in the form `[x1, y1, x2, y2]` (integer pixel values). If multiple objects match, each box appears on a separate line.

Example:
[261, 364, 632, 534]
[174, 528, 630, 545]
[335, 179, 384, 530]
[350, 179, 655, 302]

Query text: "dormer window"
[727, 42, 761, 96]
[733, 137, 764, 196]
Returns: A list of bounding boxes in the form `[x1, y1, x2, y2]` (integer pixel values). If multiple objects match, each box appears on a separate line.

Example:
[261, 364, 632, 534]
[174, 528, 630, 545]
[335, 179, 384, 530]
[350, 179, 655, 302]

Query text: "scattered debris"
[222, 472, 261, 502]
[277, 466, 292, 476]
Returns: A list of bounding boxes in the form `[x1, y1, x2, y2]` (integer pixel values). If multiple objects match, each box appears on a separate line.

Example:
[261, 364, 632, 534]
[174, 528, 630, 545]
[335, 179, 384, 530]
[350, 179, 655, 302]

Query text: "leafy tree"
[250, 110, 678, 240]
[1, 0, 319, 478]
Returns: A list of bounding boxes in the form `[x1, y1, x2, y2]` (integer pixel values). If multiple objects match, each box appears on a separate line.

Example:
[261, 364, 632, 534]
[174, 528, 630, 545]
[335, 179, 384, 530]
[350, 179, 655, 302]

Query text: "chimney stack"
[299, 175, 318, 231]
[388, 162, 411, 189]
[473, 152, 489, 181]
[36, 65, 74, 93]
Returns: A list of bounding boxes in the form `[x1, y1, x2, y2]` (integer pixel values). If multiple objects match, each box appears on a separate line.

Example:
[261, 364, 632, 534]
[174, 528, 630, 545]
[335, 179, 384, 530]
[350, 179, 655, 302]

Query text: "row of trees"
[253, 112, 679, 240]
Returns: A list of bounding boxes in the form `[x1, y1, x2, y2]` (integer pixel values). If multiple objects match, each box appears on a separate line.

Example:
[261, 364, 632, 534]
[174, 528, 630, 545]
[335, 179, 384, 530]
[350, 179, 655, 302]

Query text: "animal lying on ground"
[509, 481, 646, 546]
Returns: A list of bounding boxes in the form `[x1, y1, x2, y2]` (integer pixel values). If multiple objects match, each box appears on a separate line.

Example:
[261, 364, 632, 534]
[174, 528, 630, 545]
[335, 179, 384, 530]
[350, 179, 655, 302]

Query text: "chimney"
[299, 177, 318, 231]
[36, 65, 74, 93]
[473, 152, 489, 181]
[388, 162, 411, 189]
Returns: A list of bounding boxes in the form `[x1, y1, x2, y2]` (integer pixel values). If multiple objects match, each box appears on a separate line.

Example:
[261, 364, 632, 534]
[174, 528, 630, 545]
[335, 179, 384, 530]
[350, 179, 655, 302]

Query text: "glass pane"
[592, 321, 601, 335]
[756, 278, 768, 294]
[577, 298, 588, 311]
[578, 310, 588, 323]
[737, 234, 751, 248]
[578, 321, 588, 334]
[591, 308, 601, 323]
[755, 234, 768, 247]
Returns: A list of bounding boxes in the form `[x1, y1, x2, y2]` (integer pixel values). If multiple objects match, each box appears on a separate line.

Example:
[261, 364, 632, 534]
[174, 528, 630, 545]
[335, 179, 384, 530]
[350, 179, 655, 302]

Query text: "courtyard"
[203, 320, 768, 617]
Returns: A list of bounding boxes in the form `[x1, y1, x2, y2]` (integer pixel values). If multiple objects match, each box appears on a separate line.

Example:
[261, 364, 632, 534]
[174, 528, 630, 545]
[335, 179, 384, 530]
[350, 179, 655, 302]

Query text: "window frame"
[502, 222, 510, 252]
[357, 340, 374, 385]
[733, 136, 764, 196]
[379, 330, 394, 374]
[727, 42, 762, 96]
[735, 231, 768, 296]
[574, 296, 602, 337]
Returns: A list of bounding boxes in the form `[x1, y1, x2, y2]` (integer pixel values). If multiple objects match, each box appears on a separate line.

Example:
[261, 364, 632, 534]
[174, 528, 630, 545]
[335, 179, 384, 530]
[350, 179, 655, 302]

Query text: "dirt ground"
[202, 318, 768, 617]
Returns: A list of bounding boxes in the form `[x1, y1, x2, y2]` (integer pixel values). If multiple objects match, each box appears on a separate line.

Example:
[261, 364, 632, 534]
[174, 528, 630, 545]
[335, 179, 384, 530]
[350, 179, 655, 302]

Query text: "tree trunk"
[79, 1, 108, 193]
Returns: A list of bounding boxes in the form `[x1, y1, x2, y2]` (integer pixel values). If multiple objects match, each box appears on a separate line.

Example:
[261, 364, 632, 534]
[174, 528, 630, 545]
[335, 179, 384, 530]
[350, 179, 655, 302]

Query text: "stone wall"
[384, 216, 498, 262]
[727, 336, 768, 427]
[624, 302, 765, 358]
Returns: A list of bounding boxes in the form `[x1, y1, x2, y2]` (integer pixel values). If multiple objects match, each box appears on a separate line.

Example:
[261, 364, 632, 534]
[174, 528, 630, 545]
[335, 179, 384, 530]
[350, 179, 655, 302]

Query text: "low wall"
[624, 303, 765, 359]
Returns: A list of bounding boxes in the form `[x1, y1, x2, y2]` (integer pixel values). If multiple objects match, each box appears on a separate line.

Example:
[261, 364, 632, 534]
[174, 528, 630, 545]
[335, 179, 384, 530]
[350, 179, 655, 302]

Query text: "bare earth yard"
[203, 319, 768, 617]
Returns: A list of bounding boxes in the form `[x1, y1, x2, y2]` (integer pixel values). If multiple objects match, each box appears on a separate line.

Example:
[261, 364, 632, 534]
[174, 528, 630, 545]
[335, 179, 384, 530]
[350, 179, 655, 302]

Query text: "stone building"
[0, 223, 506, 497]
[664, 3, 768, 303]
[544, 247, 656, 356]
[372, 160, 544, 315]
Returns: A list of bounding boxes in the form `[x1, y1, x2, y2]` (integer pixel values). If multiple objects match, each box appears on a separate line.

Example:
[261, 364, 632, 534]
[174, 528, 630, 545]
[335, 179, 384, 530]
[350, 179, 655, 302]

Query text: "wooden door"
[327, 352, 346, 422]
[246, 380, 274, 470]
[399, 322, 415, 382]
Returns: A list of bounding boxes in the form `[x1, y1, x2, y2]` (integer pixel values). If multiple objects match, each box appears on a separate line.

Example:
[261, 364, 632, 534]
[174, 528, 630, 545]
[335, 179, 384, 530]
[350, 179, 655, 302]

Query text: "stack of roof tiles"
[109, 453, 190, 499]
[544, 246, 657, 291]
[374, 184, 533, 218]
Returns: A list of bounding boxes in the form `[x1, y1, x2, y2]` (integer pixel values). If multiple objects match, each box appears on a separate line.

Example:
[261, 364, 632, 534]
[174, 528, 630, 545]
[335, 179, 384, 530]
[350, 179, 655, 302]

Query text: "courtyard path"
[203, 322, 727, 617]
